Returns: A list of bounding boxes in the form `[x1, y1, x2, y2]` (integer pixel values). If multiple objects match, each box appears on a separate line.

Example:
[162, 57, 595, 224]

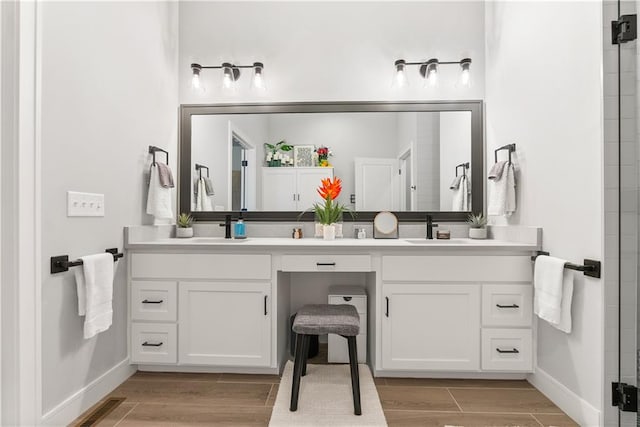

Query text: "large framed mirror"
[179, 101, 483, 222]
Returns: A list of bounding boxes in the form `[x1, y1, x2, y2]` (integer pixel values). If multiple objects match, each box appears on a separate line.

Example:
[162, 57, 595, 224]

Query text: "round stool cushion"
[292, 304, 360, 336]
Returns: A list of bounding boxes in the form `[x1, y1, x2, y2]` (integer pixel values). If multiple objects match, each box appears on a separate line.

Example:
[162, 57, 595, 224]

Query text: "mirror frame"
[179, 100, 483, 222]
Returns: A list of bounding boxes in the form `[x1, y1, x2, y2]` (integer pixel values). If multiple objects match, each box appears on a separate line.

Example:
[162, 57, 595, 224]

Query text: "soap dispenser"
[234, 213, 246, 239]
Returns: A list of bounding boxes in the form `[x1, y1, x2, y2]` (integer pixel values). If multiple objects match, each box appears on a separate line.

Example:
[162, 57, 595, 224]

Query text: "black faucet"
[426, 215, 439, 239]
[219, 214, 232, 239]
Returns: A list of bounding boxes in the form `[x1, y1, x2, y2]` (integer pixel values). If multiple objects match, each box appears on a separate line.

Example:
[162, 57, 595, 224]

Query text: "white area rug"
[269, 362, 387, 426]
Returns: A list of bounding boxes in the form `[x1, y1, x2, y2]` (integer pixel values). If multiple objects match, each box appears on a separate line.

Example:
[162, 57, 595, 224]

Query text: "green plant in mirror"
[264, 140, 293, 155]
[177, 213, 194, 228]
[467, 212, 487, 228]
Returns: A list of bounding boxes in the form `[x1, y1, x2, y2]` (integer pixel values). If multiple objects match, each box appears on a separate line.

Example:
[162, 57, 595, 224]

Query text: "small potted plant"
[176, 213, 194, 238]
[467, 213, 487, 239]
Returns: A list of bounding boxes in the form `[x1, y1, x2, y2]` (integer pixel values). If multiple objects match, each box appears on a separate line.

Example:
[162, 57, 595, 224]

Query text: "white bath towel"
[74, 253, 114, 339]
[488, 162, 516, 216]
[451, 175, 469, 211]
[534, 255, 573, 333]
[146, 164, 173, 219]
[195, 177, 212, 211]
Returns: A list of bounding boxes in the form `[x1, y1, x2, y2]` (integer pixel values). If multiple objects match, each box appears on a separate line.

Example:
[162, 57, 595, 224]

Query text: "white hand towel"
[488, 162, 516, 216]
[195, 177, 212, 211]
[534, 255, 574, 333]
[451, 175, 469, 211]
[146, 164, 173, 219]
[74, 253, 114, 339]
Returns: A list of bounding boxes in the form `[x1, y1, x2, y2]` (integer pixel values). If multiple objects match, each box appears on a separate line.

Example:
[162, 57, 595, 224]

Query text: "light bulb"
[423, 59, 438, 88]
[221, 63, 237, 91]
[392, 59, 408, 88]
[459, 58, 472, 88]
[251, 62, 266, 91]
[191, 63, 203, 90]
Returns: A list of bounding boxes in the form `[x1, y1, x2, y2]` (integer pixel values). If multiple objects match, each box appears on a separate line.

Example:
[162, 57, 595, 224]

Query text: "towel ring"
[149, 146, 169, 166]
[195, 163, 210, 178]
[494, 143, 516, 164]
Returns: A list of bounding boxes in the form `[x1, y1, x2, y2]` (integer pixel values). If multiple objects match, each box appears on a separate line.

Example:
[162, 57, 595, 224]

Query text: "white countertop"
[125, 236, 540, 251]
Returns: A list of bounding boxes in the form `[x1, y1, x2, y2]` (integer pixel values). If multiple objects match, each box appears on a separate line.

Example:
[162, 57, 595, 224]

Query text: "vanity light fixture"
[393, 57, 472, 88]
[191, 61, 266, 92]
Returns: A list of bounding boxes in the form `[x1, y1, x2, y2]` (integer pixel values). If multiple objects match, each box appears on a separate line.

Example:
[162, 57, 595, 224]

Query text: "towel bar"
[494, 143, 516, 164]
[148, 145, 169, 166]
[50, 248, 124, 274]
[195, 163, 210, 178]
[531, 250, 601, 279]
[455, 162, 469, 177]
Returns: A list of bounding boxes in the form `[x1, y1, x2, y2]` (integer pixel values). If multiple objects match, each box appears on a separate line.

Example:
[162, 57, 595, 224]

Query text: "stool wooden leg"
[290, 333, 306, 411]
[302, 334, 311, 376]
[347, 335, 362, 415]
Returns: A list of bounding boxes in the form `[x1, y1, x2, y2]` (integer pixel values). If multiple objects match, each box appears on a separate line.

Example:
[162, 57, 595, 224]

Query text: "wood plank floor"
[72, 348, 578, 426]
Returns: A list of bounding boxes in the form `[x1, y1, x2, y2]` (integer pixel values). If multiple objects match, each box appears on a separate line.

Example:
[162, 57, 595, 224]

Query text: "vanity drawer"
[281, 255, 372, 272]
[131, 281, 177, 322]
[131, 323, 177, 364]
[329, 296, 367, 314]
[482, 284, 532, 327]
[131, 253, 271, 280]
[481, 328, 532, 372]
[382, 256, 532, 282]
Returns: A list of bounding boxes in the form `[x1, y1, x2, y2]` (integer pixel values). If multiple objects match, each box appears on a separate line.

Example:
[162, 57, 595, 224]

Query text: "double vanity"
[125, 225, 540, 380]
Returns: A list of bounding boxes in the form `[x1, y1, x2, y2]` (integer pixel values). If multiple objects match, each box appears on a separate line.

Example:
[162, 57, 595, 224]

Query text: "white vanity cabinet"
[382, 283, 480, 370]
[381, 255, 533, 373]
[129, 252, 272, 369]
[179, 282, 271, 366]
[261, 167, 333, 211]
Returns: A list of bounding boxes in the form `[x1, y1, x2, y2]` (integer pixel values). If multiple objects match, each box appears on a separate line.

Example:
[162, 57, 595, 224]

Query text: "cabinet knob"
[142, 341, 163, 347]
[343, 296, 352, 302]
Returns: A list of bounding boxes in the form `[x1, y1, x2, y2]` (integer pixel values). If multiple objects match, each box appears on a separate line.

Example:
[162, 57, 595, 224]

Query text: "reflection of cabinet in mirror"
[262, 167, 334, 211]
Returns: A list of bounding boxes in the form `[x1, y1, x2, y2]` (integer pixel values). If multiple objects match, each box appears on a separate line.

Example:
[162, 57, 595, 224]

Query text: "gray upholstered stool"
[290, 304, 361, 415]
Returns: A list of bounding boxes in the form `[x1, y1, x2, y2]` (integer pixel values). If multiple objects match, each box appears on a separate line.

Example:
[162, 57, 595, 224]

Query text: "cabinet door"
[296, 168, 334, 210]
[179, 282, 271, 367]
[382, 283, 480, 371]
[261, 168, 296, 211]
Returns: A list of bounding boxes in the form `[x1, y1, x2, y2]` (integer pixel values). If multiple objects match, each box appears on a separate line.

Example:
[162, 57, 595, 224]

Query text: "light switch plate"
[67, 191, 105, 217]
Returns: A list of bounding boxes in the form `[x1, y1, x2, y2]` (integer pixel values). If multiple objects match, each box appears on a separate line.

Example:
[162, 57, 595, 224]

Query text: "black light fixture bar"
[191, 62, 264, 83]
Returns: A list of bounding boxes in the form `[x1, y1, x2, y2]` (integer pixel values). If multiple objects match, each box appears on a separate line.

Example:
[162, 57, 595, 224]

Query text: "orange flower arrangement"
[313, 177, 349, 224]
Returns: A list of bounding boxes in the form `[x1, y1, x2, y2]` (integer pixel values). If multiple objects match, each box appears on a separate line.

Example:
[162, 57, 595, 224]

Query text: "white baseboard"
[41, 358, 136, 426]
[528, 367, 601, 426]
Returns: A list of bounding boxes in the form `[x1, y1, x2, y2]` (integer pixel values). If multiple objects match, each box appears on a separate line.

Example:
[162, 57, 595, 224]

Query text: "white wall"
[179, 1, 485, 104]
[485, 2, 603, 424]
[39, 1, 178, 421]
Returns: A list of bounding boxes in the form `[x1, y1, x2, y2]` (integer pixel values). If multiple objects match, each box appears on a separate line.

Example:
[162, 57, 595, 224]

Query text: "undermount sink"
[187, 237, 250, 243]
[404, 238, 471, 244]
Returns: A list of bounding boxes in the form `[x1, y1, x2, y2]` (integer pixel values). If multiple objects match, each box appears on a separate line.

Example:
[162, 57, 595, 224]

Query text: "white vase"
[314, 223, 324, 238]
[323, 224, 336, 240]
[333, 223, 343, 238]
[176, 227, 193, 238]
[468, 227, 487, 239]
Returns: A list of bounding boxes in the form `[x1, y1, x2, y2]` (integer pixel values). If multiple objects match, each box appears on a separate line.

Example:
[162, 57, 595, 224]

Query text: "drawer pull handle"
[343, 297, 352, 302]
[496, 304, 519, 309]
[496, 347, 519, 354]
[142, 341, 163, 347]
[316, 262, 336, 266]
[142, 299, 164, 304]
[385, 297, 389, 317]
[264, 295, 268, 316]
